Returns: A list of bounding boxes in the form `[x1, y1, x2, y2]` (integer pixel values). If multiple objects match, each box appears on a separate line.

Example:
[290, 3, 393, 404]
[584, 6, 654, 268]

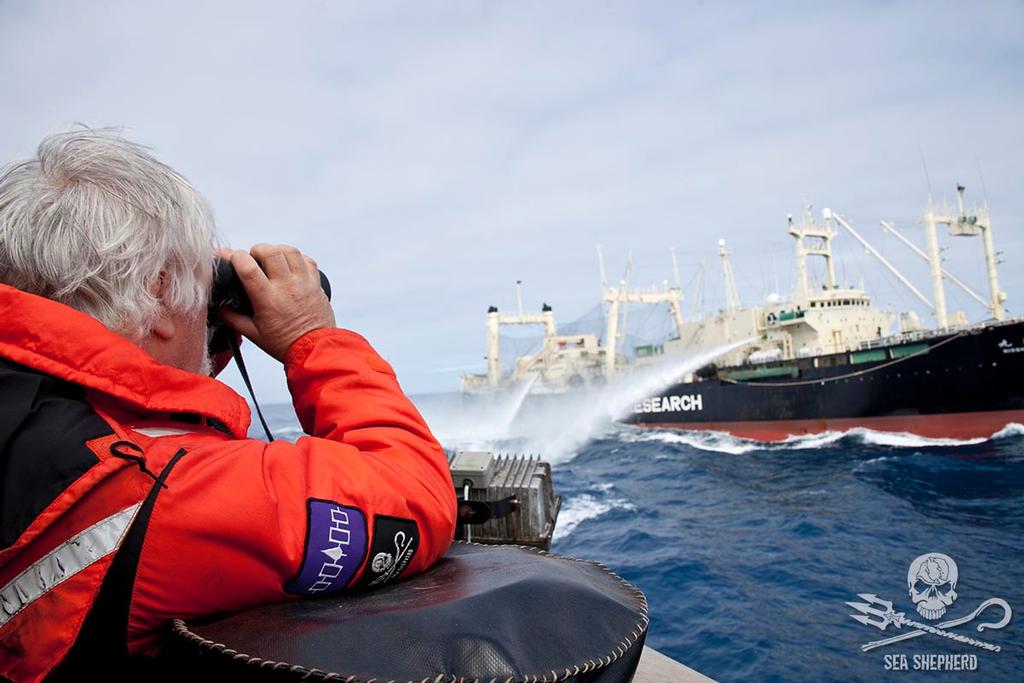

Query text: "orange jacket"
[0, 284, 456, 682]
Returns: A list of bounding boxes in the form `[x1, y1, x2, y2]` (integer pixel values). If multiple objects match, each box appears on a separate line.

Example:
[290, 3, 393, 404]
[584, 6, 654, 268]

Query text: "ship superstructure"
[463, 186, 1022, 440]
[629, 185, 1022, 439]
[667, 208, 896, 368]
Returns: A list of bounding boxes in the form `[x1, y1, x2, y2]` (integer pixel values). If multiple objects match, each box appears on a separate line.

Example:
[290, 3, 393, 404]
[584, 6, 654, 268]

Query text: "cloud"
[2, 0, 1022, 402]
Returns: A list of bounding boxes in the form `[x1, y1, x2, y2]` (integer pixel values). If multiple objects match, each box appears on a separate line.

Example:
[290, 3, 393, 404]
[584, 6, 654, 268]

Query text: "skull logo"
[907, 553, 958, 620]
[372, 552, 394, 574]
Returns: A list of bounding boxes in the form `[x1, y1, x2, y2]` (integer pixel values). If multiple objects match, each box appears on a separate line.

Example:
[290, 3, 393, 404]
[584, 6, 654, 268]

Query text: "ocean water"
[261, 398, 1024, 683]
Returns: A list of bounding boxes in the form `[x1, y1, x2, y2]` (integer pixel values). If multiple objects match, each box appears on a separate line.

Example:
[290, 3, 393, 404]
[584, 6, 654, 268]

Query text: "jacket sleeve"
[126, 329, 456, 653]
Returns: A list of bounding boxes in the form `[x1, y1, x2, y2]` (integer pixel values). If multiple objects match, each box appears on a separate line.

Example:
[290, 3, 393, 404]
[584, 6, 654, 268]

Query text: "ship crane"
[825, 209, 933, 313]
[827, 185, 1006, 329]
[880, 220, 990, 312]
[924, 185, 1007, 322]
[601, 252, 685, 378]
[484, 283, 557, 388]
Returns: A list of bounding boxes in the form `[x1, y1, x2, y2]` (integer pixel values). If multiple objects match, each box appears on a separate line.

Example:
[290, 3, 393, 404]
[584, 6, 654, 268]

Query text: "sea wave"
[616, 428, 763, 454]
[992, 422, 1024, 439]
[615, 422, 1024, 453]
[553, 490, 636, 541]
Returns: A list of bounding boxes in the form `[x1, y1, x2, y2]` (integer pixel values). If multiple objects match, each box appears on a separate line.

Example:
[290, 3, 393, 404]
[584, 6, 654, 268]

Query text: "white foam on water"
[852, 451, 930, 473]
[848, 428, 987, 448]
[778, 431, 848, 450]
[616, 421, 1024, 454]
[616, 426, 762, 454]
[992, 422, 1024, 439]
[858, 454, 900, 466]
[552, 491, 636, 542]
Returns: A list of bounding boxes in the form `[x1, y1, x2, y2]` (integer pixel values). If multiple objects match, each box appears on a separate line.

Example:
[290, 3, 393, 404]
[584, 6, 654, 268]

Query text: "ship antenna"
[619, 253, 634, 356]
[976, 158, 989, 203]
[670, 246, 681, 288]
[771, 250, 780, 298]
[515, 280, 524, 316]
[919, 146, 934, 203]
[596, 243, 608, 291]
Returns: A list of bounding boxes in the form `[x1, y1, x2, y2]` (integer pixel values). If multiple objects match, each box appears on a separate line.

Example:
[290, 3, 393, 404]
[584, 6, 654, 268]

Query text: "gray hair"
[0, 128, 216, 338]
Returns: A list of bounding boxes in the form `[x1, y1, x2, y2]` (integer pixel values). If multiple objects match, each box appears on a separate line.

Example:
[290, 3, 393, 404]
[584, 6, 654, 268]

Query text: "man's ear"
[148, 269, 175, 340]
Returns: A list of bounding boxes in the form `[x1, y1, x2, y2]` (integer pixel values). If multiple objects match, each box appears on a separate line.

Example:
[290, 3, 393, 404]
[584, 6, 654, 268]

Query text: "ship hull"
[638, 410, 1024, 441]
[627, 321, 1024, 441]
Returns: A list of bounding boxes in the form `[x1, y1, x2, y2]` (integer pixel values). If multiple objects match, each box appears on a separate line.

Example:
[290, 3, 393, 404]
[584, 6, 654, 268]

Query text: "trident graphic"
[847, 594, 1012, 652]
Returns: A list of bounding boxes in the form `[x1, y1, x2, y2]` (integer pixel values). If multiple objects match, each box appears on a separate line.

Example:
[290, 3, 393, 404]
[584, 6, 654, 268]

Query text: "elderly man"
[0, 130, 456, 682]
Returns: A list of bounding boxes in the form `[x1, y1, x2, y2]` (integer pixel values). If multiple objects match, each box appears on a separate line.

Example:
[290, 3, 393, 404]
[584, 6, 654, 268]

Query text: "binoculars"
[207, 258, 332, 355]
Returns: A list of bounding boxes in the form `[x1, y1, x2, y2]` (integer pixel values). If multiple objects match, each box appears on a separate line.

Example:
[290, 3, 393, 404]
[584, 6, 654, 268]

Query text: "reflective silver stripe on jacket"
[132, 427, 197, 438]
[0, 503, 142, 628]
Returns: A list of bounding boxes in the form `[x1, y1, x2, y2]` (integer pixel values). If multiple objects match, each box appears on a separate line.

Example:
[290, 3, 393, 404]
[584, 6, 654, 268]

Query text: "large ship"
[463, 186, 1024, 440]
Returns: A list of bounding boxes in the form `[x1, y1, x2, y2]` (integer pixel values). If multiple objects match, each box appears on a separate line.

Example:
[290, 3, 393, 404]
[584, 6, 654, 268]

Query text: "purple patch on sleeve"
[285, 500, 368, 596]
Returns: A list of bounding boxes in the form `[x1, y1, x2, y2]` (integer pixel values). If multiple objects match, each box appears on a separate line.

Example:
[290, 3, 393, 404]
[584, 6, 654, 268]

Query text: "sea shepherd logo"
[633, 393, 703, 414]
[847, 553, 1012, 672]
[356, 515, 419, 588]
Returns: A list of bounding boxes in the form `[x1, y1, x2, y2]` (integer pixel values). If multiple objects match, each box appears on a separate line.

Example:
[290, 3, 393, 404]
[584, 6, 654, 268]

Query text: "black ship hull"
[627, 320, 1024, 440]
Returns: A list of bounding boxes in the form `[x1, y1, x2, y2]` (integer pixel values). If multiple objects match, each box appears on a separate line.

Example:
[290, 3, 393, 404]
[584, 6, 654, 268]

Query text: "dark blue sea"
[262, 394, 1024, 683]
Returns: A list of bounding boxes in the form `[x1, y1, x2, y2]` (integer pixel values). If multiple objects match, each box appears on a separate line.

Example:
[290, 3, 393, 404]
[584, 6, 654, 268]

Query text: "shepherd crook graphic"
[847, 594, 1002, 652]
[859, 598, 1012, 652]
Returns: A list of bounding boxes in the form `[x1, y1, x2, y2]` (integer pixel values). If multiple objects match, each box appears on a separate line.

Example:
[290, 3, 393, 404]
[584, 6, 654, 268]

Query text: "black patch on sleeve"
[0, 359, 112, 548]
[355, 515, 420, 589]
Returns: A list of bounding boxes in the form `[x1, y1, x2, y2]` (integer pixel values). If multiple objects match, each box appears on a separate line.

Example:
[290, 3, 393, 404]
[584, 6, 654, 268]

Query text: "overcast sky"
[2, 1, 1022, 403]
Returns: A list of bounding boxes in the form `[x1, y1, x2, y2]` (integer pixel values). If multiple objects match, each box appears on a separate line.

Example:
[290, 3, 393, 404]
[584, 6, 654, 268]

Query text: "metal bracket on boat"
[456, 496, 520, 525]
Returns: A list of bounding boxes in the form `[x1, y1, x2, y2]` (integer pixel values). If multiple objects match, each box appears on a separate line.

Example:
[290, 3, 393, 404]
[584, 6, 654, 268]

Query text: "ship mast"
[788, 204, 837, 304]
[922, 202, 950, 328]
[620, 255, 634, 354]
[718, 239, 741, 313]
[485, 283, 557, 388]
[602, 252, 685, 378]
[690, 260, 706, 320]
[930, 185, 1006, 321]
[668, 247, 685, 333]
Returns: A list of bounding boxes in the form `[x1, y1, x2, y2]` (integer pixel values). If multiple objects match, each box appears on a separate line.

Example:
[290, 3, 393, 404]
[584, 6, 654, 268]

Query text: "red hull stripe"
[638, 410, 1024, 442]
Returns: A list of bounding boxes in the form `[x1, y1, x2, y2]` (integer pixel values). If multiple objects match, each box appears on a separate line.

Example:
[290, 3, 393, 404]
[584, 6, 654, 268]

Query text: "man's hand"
[218, 244, 336, 362]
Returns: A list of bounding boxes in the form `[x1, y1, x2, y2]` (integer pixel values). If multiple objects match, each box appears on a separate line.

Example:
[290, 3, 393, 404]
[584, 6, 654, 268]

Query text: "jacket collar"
[0, 284, 250, 438]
